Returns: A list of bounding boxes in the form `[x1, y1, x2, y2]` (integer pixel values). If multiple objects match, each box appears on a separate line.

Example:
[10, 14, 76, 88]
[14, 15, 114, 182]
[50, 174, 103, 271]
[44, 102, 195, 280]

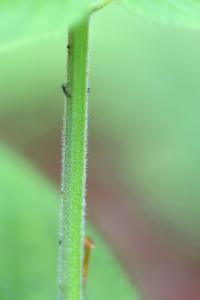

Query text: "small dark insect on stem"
[62, 84, 71, 98]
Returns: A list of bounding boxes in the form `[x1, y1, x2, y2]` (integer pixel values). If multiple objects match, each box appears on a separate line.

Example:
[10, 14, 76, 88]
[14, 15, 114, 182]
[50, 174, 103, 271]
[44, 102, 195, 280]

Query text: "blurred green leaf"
[122, 0, 200, 28]
[0, 145, 58, 300]
[0, 0, 93, 48]
[0, 145, 140, 300]
[85, 226, 140, 300]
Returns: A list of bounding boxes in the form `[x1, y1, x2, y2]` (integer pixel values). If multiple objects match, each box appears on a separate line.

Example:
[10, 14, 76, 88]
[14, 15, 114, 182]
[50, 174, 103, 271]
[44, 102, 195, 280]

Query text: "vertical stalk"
[59, 15, 90, 300]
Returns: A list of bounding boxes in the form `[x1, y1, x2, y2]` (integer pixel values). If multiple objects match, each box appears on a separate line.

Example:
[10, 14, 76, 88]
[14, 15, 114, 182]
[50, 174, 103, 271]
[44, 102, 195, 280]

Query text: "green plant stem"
[91, 0, 113, 12]
[59, 15, 90, 300]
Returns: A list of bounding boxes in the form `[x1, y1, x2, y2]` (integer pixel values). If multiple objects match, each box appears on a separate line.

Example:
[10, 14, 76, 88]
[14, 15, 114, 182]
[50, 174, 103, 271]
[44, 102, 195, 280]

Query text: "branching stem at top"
[91, 0, 113, 13]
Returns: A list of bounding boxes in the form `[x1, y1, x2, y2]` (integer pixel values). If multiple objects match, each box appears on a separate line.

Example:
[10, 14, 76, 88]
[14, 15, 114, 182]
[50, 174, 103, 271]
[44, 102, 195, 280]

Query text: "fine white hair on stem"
[58, 16, 90, 300]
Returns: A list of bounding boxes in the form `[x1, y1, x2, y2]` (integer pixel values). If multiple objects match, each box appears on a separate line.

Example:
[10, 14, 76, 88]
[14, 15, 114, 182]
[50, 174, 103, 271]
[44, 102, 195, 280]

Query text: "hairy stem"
[59, 15, 90, 300]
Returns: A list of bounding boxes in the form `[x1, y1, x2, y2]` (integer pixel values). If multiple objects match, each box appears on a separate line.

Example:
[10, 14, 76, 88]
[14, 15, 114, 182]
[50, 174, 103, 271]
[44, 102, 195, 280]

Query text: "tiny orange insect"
[83, 236, 94, 285]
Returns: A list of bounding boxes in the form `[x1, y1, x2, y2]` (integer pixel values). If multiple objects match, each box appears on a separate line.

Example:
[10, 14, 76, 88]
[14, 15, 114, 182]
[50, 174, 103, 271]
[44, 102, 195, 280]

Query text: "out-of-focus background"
[1, 3, 200, 299]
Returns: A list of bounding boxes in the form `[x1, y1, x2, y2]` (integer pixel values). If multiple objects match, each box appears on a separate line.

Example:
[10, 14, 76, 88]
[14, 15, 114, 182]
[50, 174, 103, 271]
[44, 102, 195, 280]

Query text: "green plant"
[2, 1, 200, 300]
[59, 2, 200, 299]
[0, 145, 140, 300]
[59, 15, 90, 300]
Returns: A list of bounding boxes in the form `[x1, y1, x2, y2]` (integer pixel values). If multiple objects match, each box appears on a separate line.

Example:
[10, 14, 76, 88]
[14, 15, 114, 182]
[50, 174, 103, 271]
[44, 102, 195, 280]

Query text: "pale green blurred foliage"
[0, 0, 93, 47]
[122, 0, 200, 29]
[90, 4, 200, 244]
